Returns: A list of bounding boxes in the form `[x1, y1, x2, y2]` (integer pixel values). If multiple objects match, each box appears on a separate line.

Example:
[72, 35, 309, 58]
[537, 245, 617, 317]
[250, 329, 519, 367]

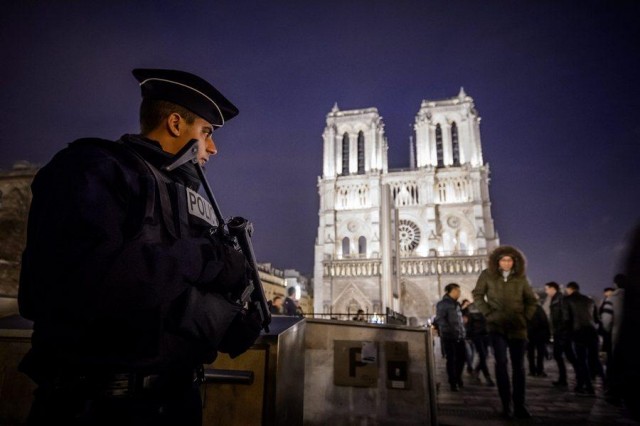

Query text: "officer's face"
[181, 116, 217, 166]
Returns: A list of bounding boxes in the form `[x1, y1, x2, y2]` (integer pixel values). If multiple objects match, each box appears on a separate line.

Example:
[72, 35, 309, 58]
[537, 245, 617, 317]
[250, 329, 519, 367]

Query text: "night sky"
[2, 1, 639, 297]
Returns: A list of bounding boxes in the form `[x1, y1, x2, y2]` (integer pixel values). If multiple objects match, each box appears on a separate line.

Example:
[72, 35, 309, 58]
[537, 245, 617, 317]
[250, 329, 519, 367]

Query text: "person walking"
[464, 301, 495, 386]
[598, 286, 615, 374]
[600, 274, 626, 401]
[563, 281, 602, 395]
[460, 299, 476, 379]
[434, 283, 466, 392]
[472, 246, 537, 419]
[544, 281, 576, 388]
[527, 295, 550, 377]
[283, 287, 298, 316]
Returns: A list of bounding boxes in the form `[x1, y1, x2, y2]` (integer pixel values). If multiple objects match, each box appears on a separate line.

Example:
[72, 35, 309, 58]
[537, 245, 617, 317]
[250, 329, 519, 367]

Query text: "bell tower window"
[436, 124, 444, 168]
[357, 131, 365, 174]
[342, 133, 349, 175]
[452, 122, 460, 166]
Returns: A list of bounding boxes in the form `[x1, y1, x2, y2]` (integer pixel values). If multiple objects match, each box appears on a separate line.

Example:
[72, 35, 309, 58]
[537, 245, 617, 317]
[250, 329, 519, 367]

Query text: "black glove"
[203, 233, 250, 299]
[218, 308, 263, 358]
[214, 245, 249, 295]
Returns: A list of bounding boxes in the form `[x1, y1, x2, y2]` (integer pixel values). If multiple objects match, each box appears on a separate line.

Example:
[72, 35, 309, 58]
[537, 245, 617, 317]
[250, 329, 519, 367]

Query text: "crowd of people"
[267, 287, 304, 316]
[433, 245, 627, 420]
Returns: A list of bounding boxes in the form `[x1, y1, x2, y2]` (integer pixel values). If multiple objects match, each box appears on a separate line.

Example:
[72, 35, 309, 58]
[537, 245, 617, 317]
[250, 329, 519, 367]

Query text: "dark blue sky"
[1, 1, 638, 296]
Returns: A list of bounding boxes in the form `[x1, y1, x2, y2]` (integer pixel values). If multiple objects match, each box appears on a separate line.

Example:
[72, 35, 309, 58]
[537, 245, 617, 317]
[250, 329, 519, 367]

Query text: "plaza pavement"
[434, 341, 639, 425]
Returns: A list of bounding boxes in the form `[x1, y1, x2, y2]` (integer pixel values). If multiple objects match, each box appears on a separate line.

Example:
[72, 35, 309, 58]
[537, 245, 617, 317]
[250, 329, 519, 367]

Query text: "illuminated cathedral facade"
[313, 89, 500, 323]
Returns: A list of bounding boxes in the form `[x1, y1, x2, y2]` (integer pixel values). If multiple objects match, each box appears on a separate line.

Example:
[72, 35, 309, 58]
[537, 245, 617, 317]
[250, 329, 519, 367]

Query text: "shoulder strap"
[116, 142, 179, 240]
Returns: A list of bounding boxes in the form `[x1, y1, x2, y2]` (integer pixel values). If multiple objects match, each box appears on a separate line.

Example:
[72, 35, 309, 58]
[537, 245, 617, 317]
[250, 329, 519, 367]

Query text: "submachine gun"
[165, 139, 271, 333]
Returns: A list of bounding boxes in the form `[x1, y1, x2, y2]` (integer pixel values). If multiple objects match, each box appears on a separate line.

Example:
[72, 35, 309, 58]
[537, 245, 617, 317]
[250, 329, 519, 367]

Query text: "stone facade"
[0, 163, 37, 297]
[314, 90, 499, 323]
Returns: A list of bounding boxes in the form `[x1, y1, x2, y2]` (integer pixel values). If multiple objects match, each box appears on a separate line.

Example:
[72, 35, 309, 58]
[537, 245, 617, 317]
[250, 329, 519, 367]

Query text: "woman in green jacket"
[472, 246, 537, 419]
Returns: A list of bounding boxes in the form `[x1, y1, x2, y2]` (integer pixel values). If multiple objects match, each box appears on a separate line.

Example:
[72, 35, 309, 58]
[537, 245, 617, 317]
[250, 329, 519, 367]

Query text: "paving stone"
[434, 343, 639, 425]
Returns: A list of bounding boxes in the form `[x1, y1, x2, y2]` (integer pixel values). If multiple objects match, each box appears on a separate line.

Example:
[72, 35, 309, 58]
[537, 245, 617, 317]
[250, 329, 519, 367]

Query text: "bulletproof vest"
[80, 136, 219, 243]
[16, 136, 237, 385]
[129, 147, 218, 241]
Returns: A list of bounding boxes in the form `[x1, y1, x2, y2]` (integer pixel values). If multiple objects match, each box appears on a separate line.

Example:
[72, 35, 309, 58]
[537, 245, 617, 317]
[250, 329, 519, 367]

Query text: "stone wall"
[0, 164, 37, 297]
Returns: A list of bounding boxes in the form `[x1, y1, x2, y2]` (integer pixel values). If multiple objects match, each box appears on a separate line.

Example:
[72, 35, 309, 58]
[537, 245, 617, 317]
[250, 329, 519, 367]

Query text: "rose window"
[398, 220, 420, 253]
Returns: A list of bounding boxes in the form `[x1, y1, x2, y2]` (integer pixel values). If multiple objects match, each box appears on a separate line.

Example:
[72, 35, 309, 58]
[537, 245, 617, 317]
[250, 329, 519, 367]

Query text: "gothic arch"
[333, 282, 373, 314]
[444, 213, 477, 255]
[400, 279, 433, 319]
[358, 236, 367, 256]
[341, 237, 350, 258]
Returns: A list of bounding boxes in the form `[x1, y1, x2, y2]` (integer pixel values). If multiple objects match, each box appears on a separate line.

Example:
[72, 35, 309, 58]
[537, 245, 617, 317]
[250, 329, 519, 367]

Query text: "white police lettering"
[186, 187, 215, 226]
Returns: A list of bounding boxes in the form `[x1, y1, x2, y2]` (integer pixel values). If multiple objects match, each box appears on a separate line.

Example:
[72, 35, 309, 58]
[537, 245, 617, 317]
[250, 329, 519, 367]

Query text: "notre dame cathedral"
[313, 89, 500, 324]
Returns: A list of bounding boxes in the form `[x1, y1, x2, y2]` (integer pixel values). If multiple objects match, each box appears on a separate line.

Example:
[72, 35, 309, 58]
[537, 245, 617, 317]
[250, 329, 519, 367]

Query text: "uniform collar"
[120, 134, 200, 188]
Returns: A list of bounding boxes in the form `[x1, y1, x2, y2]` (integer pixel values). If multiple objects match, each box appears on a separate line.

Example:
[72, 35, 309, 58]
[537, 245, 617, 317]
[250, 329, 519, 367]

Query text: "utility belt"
[48, 366, 204, 399]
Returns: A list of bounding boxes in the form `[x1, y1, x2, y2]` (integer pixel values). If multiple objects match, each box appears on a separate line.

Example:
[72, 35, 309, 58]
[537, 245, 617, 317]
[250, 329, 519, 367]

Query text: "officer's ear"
[167, 112, 182, 137]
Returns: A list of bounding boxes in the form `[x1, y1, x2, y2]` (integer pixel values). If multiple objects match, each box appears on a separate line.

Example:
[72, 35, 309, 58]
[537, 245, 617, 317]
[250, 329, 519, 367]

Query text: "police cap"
[132, 68, 239, 128]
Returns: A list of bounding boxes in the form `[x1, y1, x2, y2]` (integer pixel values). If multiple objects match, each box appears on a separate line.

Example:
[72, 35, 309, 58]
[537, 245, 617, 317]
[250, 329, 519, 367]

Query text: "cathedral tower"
[314, 91, 499, 323]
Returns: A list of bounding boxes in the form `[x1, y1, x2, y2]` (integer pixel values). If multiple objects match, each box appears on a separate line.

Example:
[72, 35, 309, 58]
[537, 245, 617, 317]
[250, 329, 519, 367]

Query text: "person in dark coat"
[612, 222, 640, 420]
[460, 299, 476, 378]
[598, 286, 615, 371]
[352, 309, 366, 322]
[527, 295, 550, 377]
[600, 275, 626, 401]
[464, 301, 495, 386]
[563, 281, 602, 395]
[544, 281, 576, 388]
[472, 246, 537, 419]
[283, 286, 298, 316]
[18, 69, 261, 425]
[269, 296, 283, 314]
[434, 283, 466, 391]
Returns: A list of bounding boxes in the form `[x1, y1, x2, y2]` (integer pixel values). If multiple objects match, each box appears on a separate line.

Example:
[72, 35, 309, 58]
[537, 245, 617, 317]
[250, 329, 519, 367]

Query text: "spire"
[458, 87, 467, 99]
[331, 102, 339, 113]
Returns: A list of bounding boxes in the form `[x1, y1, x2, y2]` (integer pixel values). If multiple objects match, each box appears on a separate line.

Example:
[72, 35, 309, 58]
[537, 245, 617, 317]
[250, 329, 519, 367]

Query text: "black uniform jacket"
[18, 135, 240, 382]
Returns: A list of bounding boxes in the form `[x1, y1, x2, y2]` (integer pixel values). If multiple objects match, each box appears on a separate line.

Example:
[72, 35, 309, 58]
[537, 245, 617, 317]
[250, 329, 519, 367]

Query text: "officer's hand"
[218, 308, 263, 358]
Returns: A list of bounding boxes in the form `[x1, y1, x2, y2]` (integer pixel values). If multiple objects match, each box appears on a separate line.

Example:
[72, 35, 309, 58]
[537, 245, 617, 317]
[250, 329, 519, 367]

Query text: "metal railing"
[304, 307, 407, 325]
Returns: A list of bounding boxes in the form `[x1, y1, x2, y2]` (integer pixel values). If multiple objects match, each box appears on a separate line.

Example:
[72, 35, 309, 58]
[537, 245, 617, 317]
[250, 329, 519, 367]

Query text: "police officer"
[18, 69, 261, 425]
